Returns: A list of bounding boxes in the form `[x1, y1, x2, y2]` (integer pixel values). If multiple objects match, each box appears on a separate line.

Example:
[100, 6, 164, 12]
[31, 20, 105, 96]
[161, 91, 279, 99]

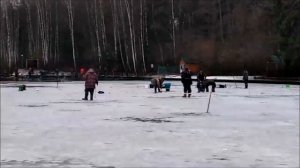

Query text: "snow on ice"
[1, 81, 299, 167]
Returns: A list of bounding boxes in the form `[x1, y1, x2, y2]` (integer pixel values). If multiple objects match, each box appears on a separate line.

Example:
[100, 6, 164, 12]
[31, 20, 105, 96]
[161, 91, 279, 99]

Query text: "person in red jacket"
[82, 68, 98, 100]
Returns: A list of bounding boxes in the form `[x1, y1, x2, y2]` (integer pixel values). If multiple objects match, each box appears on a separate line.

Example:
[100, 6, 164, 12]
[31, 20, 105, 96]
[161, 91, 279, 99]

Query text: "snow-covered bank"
[1, 81, 299, 167]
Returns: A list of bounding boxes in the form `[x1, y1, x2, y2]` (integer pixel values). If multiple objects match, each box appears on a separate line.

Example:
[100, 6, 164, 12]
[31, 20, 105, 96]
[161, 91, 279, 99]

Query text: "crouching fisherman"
[82, 68, 98, 101]
[204, 79, 216, 92]
[151, 77, 164, 93]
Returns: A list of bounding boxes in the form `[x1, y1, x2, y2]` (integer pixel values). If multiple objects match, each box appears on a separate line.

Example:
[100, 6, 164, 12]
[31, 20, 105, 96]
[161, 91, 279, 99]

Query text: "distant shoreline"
[1, 76, 299, 85]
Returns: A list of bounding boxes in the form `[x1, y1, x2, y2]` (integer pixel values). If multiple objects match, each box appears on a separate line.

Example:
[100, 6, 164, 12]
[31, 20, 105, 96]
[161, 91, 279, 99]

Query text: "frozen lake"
[1, 81, 299, 167]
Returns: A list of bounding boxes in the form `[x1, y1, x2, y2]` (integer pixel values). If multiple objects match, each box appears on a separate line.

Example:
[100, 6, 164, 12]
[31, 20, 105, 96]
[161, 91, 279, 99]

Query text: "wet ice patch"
[19, 104, 48, 107]
[0, 158, 112, 168]
[207, 155, 230, 161]
[172, 112, 211, 117]
[51, 99, 123, 104]
[217, 94, 299, 98]
[2, 85, 57, 88]
[59, 109, 81, 112]
[120, 117, 182, 123]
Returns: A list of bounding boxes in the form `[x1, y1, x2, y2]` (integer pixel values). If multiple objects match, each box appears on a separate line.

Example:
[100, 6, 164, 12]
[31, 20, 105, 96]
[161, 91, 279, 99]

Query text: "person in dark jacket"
[243, 69, 249, 89]
[28, 67, 33, 80]
[151, 77, 164, 93]
[181, 67, 192, 97]
[14, 67, 19, 81]
[197, 70, 206, 92]
[204, 79, 216, 92]
[82, 68, 98, 100]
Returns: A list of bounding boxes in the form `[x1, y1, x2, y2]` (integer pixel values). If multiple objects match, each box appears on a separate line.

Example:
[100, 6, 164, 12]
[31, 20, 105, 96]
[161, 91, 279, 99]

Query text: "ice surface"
[1, 81, 299, 167]
[164, 75, 256, 80]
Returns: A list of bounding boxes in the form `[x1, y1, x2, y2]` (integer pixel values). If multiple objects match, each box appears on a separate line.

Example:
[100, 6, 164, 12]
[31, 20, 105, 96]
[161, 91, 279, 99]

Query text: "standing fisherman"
[243, 69, 249, 89]
[28, 67, 33, 80]
[181, 67, 193, 97]
[82, 68, 98, 101]
[197, 70, 206, 92]
[14, 67, 19, 81]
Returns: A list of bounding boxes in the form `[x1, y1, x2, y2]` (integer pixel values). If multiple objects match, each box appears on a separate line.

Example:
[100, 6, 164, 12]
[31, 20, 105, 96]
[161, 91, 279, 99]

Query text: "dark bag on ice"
[218, 84, 226, 88]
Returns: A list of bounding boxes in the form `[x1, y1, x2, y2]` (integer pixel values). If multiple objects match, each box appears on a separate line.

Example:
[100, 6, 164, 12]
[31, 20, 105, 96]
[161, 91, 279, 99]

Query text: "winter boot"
[188, 94, 191, 98]
[182, 94, 187, 98]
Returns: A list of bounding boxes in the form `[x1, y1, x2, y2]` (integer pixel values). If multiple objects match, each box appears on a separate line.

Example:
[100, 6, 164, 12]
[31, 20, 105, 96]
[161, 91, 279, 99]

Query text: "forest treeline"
[0, 0, 299, 76]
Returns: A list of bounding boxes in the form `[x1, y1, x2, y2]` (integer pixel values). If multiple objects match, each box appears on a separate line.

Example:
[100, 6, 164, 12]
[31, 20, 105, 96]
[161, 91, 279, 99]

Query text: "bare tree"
[25, 1, 35, 59]
[151, 2, 164, 65]
[3, 1, 13, 68]
[99, 0, 107, 51]
[120, 0, 131, 72]
[130, 0, 137, 74]
[36, 0, 51, 65]
[0, 0, 295, 75]
[54, 0, 60, 65]
[125, 0, 137, 74]
[115, 0, 126, 72]
[171, 0, 176, 60]
[111, 0, 118, 62]
[217, 0, 224, 43]
[65, 0, 77, 71]
[94, 0, 102, 68]
[140, 0, 146, 73]
[143, 0, 148, 46]
[85, 0, 97, 61]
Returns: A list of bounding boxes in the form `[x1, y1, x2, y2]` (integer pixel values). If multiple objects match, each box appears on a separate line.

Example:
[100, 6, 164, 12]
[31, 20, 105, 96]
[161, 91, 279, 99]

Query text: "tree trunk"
[54, 0, 60, 65]
[99, 0, 107, 51]
[120, 0, 131, 72]
[112, 0, 118, 62]
[115, 0, 126, 72]
[171, 0, 176, 61]
[85, 1, 96, 63]
[140, 0, 146, 73]
[125, 0, 137, 74]
[151, 2, 164, 65]
[4, 2, 13, 68]
[94, 0, 102, 68]
[131, 0, 137, 74]
[144, 0, 148, 46]
[66, 0, 77, 71]
[217, 0, 224, 43]
[25, 1, 35, 59]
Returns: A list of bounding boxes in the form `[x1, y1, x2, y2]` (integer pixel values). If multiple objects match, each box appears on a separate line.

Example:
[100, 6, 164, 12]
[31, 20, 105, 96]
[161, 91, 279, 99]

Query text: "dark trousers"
[205, 82, 216, 92]
[244, 81, 248, 89]
[197, 81, 205, 92]
[84, 88, 95, 100]
[183, 83, 191, 93]
[154, 85, 161, 93]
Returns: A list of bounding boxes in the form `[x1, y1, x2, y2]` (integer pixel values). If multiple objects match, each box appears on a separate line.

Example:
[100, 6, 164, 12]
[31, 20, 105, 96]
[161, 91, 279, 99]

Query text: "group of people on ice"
[150, 67, 217, 98]
[151, 67, 249, 98]
[180, 67, 218, 98]
[81, 67, 249, 101]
